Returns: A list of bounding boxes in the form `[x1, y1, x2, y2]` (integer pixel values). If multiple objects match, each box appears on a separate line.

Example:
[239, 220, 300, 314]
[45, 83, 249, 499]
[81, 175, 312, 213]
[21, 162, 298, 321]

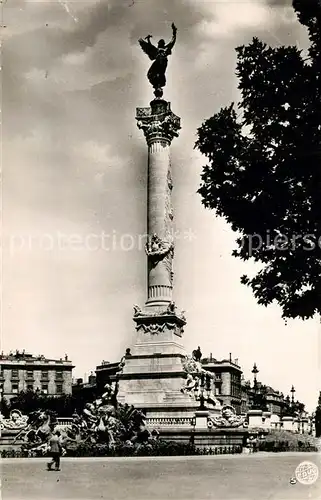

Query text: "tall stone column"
[131, 98, 186, 355]
[137, 99, 179, 307]
[117, 97, 195, 414]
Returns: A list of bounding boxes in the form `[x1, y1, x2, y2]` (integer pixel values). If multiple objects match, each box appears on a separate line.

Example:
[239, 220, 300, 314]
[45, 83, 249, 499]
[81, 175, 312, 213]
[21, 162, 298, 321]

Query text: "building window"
[41, 371, 49, 380]
[26, 384, 34, 391]
[56, 384, 63, 394]
[12, 369, 19, 378]
[12, 384, 19, 393]
[55, 371, 63, 380]
[26, 371, 34, 379]
[41, 384, 48, 394]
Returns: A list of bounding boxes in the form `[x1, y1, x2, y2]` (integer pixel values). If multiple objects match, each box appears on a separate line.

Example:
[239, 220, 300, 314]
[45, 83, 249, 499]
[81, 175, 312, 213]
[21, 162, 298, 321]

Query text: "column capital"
[136, 99, 181, 145]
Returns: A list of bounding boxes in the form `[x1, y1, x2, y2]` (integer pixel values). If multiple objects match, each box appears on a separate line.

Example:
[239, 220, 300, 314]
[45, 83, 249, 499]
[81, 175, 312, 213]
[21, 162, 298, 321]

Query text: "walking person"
[47, 430, 62, 471]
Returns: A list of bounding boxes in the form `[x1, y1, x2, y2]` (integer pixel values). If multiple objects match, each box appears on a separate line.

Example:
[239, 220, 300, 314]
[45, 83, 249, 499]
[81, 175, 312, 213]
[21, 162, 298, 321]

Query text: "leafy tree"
[9, 390, 47, 414]
[293, 400, 305, 416]
[251, 384, 268, 411]
[0, 396, 11, 418]
[114, 404, 146, 442]
[9, 390, 93, 417]
[315, 391, 321, 437]
[195, 0, 321, 320]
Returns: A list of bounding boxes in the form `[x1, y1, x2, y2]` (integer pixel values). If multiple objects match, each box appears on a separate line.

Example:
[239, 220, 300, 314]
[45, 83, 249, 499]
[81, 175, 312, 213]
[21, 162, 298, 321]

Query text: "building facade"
[0, 350, 74, 399]
[201, 355, 243, 413]
[265, 386, 287, 416]
[240, 378, 306, 419]
[72, 372, 97, 401]
[95, 361, 121, 394]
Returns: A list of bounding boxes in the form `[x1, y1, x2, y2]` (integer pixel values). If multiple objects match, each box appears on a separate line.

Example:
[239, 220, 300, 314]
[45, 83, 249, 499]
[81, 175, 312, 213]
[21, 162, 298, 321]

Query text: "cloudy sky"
[2, 0, 319, 410]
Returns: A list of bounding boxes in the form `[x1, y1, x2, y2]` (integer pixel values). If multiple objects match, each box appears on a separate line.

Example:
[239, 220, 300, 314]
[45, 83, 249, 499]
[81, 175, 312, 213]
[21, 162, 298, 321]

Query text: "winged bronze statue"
[138, 23, 177, 98]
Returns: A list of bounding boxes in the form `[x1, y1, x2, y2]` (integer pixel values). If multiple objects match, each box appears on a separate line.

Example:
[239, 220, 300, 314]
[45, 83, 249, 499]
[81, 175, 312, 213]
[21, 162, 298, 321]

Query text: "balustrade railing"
[145, 417, 193, 427]
[56, 417, 73, 427]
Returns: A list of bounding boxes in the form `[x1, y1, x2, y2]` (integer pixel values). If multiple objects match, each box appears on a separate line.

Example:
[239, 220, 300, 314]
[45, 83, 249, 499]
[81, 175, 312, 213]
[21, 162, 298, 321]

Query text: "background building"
[0, 350, 74, 399]
[201, 354, 242, 413]
[264, 386, 287, 416]
[241, 373, 306, 419]
[241, 380, 286, 415]
[95, 360, 121, 394]
[72, 372, 97, 401]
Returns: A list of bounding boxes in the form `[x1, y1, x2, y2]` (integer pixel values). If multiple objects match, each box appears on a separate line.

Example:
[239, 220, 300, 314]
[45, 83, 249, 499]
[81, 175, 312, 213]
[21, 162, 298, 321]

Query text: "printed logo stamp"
[295, 461, 319, 485]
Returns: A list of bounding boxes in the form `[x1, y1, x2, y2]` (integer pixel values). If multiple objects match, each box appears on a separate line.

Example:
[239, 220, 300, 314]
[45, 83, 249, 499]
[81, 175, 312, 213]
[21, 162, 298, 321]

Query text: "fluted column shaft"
[136, 99, 180, 307]
[147, 139, 172, 304]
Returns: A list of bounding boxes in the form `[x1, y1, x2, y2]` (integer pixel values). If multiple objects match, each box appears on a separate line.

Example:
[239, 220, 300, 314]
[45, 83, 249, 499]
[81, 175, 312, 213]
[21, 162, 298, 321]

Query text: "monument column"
[132, 99, 186, 354]
[137, 99, 180, 306]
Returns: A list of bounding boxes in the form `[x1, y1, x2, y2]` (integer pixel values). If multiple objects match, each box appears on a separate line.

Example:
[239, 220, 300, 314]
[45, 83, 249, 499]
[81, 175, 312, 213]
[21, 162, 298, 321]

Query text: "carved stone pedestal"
[117, 308, 199, 414]
[262, 411, 271, 429]
[194, 410, 210, 430]
[281, 416, 294, 431]
[248, 409, 263, 428]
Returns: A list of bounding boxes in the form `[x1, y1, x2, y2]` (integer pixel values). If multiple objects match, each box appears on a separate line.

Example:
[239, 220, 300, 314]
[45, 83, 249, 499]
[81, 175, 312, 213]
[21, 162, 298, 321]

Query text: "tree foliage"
[195, 0, 321, 320]
[9, 390, 91, 417]
[315, 391, 321, 437]
[0, 396, 11, 418]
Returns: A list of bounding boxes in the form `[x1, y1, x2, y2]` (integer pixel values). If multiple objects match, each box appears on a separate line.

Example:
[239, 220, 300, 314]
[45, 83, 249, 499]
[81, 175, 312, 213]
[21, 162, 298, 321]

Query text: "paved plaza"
[1, 452, 320, 500]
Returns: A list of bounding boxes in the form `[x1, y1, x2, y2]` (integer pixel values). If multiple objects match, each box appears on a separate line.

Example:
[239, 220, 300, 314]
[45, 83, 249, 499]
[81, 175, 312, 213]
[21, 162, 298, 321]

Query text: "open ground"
[1, 452, 320, 500]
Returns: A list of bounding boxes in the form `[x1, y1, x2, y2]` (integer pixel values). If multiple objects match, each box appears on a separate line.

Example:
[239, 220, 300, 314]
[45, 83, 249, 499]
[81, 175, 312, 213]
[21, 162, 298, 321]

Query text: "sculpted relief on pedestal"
[133, 301, 186, 337]
[0, 410, 28, 431]
[133, 301, 185, 320]
[207, 405, 247, 429]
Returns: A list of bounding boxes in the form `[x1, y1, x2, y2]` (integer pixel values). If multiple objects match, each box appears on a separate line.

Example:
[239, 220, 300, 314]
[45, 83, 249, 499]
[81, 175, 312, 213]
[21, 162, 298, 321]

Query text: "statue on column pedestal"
[138, 23, 177, 98]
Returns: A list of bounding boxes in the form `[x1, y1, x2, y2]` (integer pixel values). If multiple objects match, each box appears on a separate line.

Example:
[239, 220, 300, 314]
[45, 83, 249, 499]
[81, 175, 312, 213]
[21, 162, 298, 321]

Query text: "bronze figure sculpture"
[138, 23, 177, 98]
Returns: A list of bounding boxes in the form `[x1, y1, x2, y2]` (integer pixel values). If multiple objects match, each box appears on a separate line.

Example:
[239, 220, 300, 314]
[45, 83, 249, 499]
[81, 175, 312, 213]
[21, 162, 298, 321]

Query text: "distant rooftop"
[96, 360, 120, 370]
[202, 354, 241, 369]
[0, 350, 73, 365]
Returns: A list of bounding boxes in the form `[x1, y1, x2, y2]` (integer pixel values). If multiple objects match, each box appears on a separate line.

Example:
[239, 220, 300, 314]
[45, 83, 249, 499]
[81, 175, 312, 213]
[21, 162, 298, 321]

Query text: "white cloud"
[197, 2, 272, 38]
[78, 141, 112, 163]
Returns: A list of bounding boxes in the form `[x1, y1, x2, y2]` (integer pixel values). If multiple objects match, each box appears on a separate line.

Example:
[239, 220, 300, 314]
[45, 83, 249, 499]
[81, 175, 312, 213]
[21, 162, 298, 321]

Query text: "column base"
[118, 305, 189, 408]
[132, 307, 186, 354]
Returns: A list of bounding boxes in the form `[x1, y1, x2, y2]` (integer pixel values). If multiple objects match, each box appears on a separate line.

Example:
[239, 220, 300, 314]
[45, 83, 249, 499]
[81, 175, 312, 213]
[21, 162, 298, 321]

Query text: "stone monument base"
[118, 351, 214, 419]
[118, 307, 223, 420]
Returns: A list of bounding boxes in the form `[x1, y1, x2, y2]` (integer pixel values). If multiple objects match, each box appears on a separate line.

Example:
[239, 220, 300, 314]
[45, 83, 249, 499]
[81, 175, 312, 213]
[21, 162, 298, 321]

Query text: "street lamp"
[290, 385, 296, 406]
[252, 363, 259, 385]
[195, 373, 212, 410]
[251, 363, 259, 408]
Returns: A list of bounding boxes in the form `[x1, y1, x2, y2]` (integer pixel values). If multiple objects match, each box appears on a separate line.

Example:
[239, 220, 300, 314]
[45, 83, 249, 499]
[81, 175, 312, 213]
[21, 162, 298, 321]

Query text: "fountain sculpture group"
[0, 382, 159, 456]
[181, 355, 222, 409]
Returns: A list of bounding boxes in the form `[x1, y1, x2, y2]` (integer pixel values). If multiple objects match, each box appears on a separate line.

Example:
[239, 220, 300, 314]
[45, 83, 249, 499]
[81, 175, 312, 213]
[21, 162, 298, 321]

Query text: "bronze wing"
[138, 38, 158, 61]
